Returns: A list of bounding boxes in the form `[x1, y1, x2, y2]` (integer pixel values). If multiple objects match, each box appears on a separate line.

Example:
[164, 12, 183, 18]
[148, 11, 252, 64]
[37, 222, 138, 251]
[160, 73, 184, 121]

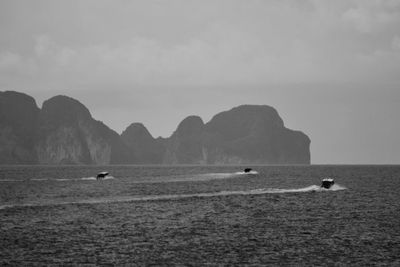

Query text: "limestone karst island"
[0, 91, 310, 165]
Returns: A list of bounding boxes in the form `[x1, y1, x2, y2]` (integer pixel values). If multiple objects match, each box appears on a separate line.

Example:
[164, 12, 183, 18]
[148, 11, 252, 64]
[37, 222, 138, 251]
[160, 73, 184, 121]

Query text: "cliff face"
[121, 123, 164, 164]
[35, 95, 133, 164]
[0, 91, 40, 164]
[161, 105, 310, 164]
[202, 105, 310, 164]
[163, 116, 205, 164]
[0, 91, 310, 165]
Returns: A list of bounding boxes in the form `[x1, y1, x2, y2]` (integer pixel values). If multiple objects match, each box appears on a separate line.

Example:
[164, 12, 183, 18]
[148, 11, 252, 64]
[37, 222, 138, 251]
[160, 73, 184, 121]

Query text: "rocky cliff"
[202, 105, 310, 164]
[0, 91, 39, 163]
[35, 95, 133, 164]
[163, 116, 205, 164]
[161, 105, 310, 164]
[121, 123, 164, 164]
[0, 91, 310, 165]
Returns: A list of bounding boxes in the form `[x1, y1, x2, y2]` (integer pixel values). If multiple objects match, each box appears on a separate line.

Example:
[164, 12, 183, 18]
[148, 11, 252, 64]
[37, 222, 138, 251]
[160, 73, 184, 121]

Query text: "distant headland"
[0, 91, 310, 165]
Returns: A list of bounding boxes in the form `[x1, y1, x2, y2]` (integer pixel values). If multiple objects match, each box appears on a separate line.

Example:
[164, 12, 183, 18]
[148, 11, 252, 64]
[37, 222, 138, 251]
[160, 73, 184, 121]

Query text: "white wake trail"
[0, 184, 347, 210]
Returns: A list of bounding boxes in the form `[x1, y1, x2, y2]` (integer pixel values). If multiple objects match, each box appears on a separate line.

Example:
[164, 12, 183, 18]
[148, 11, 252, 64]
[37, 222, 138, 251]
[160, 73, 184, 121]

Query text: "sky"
[0, 0, 400, 164]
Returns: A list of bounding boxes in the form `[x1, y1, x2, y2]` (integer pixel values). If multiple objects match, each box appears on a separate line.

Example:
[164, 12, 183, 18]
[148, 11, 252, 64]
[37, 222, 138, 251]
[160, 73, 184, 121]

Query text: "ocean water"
[0, 165, 399, 265]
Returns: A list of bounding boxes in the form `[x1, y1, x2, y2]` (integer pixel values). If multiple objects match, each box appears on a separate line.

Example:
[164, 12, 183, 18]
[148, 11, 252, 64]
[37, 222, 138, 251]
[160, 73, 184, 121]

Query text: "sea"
[0, 165, 399, 266]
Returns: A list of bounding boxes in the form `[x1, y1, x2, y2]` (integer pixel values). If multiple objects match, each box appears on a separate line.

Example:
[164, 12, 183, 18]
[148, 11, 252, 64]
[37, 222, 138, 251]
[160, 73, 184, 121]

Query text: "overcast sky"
[1, 0, 400, 164]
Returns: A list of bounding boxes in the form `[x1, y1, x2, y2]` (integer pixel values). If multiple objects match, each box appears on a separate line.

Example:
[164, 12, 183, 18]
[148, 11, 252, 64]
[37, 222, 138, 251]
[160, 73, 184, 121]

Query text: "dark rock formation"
[121, 123, 164, 164]
[202, 105, 310, 164]
[0, 91, 39, 163]
[161, 105, 310, 164]
[35, 95, 133, 164]
[0, 91, 310, 165]
[163, 116, 205, 164]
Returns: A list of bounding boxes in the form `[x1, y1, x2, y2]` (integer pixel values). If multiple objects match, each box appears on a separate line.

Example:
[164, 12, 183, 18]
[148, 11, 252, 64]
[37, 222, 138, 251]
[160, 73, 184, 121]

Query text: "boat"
[96, 171, 109, 180]
[321, 178, 334, 189]
[244, 168, 252, 173]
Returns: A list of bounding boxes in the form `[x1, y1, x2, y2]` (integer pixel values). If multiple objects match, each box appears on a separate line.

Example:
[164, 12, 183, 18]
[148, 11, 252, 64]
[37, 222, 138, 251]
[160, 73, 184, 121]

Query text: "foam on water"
[234, 171, 259, 175]
[154, 172, 244, 183]
[0, 172, 249, 183]
[130, 171, 259, 184]
[0, 176, 116, 182]
[0, 184, 346, 210]
[80, 177, 97, 180]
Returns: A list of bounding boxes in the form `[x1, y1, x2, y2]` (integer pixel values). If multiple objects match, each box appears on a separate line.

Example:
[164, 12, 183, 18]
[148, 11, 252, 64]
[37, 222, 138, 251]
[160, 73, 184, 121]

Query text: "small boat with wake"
[242, 168, 258, 175]
[321, 178, 335, 189]
[96, 171, 109, 180]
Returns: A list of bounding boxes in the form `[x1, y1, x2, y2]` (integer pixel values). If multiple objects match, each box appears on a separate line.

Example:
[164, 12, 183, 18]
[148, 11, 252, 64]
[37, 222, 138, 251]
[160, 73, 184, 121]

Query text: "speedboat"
[96, 171, 109, 180]
[321, 178, 334, 189]
[242, 168, 258, 175]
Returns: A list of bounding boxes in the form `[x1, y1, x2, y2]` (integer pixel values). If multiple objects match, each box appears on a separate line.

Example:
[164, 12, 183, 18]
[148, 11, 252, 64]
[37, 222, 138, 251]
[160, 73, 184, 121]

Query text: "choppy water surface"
[0, 165, 399, 265]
